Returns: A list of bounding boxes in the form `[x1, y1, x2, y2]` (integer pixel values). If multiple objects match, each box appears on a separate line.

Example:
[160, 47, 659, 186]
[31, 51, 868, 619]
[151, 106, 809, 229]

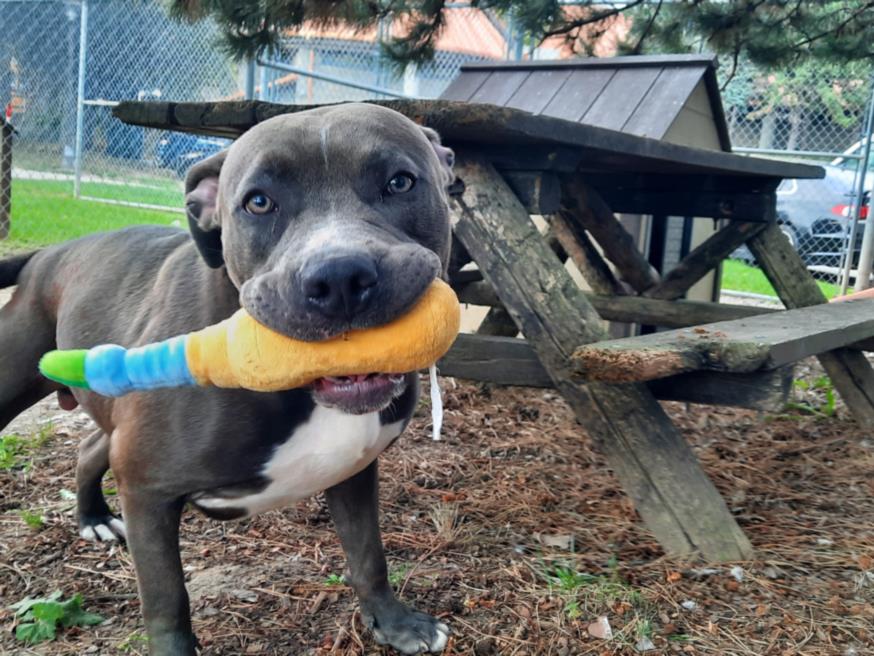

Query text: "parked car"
[156, 132, 227, 176]
[733, 140, 873, 268]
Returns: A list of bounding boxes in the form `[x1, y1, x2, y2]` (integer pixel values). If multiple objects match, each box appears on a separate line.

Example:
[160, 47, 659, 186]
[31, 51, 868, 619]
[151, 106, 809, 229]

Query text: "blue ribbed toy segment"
[84, 336, 196, 397]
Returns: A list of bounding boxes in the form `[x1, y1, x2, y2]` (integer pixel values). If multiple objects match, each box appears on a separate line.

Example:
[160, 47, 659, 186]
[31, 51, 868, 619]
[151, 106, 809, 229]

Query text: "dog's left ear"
[420, 126, 455, 189]
[184, 151, 227, 268]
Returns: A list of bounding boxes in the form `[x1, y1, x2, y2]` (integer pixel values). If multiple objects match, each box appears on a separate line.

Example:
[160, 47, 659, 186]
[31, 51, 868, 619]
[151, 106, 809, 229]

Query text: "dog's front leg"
[119, 492, 197, 656]
[326, 460, 449, 654]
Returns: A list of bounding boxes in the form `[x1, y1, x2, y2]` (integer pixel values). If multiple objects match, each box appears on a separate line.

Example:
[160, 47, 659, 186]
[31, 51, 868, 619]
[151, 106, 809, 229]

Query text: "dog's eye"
[385, 173, 416, 196]
[243, 192, 276, 215]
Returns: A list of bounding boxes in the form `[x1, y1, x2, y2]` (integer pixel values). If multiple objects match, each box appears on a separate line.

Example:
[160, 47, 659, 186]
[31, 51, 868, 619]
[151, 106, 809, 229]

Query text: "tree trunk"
[757, 111, 777, 150]
[785, 106, 804, 152]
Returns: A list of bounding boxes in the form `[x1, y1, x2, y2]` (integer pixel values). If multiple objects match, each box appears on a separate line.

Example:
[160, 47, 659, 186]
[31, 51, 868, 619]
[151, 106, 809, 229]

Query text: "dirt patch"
[1, 370, 872, 655]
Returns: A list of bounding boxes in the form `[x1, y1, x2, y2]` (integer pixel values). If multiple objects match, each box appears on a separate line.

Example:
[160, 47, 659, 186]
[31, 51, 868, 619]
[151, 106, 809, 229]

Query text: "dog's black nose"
[301, 255, 378, 320]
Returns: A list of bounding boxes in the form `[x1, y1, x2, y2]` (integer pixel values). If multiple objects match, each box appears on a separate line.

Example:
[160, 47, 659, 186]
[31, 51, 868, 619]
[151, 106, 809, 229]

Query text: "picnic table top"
[113, 99, 823, 182]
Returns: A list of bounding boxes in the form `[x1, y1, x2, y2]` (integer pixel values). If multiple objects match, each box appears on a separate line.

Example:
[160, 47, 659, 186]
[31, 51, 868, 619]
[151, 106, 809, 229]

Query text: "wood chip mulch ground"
[1, 362, 872, 655]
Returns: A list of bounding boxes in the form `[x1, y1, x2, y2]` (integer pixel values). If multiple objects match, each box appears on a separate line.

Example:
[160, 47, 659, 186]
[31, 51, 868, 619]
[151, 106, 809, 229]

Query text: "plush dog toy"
[39, 279, 460, 397]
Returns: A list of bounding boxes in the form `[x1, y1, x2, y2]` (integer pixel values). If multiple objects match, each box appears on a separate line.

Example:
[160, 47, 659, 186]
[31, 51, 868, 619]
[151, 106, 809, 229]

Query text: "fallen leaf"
[587, 616, 613, 640]
[755, 604, 769, 617]
[612, 601, 632, 616]
[858, 555, 873, 571]
[827, 596, 845, 613]
[666, 571, 682, 583]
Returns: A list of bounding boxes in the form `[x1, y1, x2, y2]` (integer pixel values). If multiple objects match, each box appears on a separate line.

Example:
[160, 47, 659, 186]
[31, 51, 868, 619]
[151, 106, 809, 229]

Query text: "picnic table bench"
[113, 98, 874, 562]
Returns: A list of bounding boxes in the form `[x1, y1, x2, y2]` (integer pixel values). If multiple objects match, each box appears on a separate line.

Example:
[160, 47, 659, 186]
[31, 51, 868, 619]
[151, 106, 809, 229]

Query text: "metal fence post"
[850, 77, 874, 292]
[73, 0, 89, 198]
[0, 120, 13, 239]
[243, 58, 256, 99]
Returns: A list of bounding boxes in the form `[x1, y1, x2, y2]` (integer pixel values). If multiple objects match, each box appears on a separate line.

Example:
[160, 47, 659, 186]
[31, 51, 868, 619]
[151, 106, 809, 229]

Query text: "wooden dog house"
[443, 55, 731, 309]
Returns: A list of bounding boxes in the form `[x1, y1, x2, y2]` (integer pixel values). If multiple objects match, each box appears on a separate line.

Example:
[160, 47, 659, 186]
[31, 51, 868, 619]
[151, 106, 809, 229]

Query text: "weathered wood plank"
[593, 187, 776, 222]
[112, 99, 823, 181]
[572, 299, 874, 382]
[645, 222, 767, 300]
[747, 223, 874, 426]
[560, 178, 661, 293]
[457, 280, 762, 324]
[648, 369, 793, 411]
[502, 171, 561, 215]
[439, 334, 793, 411]
[550, 212, 623, 295]
[455, 281, 874, 351]
[451, 153, 752, 561]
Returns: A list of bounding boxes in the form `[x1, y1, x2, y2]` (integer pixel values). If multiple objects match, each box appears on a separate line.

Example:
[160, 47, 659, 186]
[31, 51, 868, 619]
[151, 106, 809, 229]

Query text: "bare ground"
[1, 366, 873, 655]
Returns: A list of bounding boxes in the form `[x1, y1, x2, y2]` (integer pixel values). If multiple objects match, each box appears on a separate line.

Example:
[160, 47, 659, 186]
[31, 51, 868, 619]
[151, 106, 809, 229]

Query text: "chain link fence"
[722, 59, 874, 296]
[0, 1, 491, 253]
[2, 0, 873, 298]
[1, 0, 243, 252]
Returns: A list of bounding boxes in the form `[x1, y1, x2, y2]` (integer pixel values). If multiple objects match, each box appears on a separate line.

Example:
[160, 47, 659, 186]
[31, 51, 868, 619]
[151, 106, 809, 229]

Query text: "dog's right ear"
[184, 151, 227, 268]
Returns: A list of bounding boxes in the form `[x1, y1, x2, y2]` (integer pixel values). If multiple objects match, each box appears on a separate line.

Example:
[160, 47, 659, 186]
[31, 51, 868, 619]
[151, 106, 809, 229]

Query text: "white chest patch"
[195, 407, 404, 517]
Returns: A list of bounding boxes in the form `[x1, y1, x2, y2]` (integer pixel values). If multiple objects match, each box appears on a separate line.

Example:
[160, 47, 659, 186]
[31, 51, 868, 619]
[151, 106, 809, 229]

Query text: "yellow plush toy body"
[38, 280, 460, 397]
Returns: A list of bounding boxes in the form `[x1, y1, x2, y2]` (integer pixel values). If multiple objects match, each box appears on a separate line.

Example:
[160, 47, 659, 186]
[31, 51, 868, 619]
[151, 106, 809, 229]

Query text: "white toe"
[93, 524, 117, 541]
[79, 526, 96, 541]
[109, 517, 127, 539]
[430, 624, 449, 652]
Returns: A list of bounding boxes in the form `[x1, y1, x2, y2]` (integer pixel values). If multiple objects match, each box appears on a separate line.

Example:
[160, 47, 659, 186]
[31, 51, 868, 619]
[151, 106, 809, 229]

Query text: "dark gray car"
[733, 141, 873, 268]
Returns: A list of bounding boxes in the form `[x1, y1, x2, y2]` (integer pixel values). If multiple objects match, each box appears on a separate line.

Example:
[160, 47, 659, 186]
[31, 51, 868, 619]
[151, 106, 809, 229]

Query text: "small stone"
[729, 566, 744, 582]
[688, 567, 720, 579]
[635, 636, 656, 652]
[763, 566, 781, 579]
[680, 600, 697, 611]
[586, 616, 612, 640]
[231, 588, 258, 603]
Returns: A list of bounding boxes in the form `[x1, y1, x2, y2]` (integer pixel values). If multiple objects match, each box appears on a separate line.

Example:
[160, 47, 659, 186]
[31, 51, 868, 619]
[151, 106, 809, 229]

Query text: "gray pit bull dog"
[0, 104, 456, 655]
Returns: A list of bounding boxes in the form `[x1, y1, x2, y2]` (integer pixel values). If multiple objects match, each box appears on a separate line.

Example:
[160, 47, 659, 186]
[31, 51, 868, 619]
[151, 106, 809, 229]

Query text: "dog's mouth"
[311, 373, 407, 415]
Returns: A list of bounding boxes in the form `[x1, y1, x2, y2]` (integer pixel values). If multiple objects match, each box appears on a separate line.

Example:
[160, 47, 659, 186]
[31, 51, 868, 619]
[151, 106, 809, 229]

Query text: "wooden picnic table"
[114, 99, 874, 562]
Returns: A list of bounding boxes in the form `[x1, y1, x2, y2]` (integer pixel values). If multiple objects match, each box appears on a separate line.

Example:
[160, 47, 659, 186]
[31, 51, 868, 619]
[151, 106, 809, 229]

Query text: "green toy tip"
[38, 350, 90, 389]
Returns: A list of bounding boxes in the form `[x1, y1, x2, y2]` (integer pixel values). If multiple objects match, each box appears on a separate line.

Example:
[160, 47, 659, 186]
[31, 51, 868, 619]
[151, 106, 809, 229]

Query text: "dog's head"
[183, 104, 454, 413]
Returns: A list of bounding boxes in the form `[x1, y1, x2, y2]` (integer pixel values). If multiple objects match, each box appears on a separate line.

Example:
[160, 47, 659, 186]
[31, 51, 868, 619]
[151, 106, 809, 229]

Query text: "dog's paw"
[364, 603, 449, 654]
[79, 515, 126, 542]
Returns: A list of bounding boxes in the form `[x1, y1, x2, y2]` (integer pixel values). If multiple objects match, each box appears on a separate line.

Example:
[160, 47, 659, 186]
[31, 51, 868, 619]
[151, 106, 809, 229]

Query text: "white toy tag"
[429, 364, 443, 441]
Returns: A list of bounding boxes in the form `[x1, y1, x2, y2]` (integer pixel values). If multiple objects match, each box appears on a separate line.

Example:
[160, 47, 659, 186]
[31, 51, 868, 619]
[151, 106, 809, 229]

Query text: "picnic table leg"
[452, 154, 753, 561]
[747, 224, 874, 426]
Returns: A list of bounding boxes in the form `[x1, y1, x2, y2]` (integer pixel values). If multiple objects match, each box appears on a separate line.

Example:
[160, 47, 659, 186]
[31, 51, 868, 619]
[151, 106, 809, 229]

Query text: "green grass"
[78, 178, 182, 208]
[3, 179, 181, 251]
[722, 259, 839, 299]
